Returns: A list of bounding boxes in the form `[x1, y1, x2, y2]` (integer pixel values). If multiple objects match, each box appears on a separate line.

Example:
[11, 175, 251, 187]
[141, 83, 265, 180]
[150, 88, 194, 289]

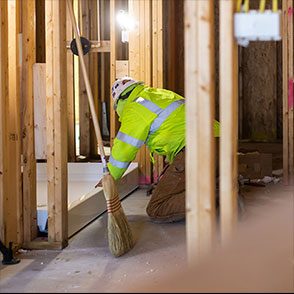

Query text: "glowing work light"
[116, 10, 137, 43]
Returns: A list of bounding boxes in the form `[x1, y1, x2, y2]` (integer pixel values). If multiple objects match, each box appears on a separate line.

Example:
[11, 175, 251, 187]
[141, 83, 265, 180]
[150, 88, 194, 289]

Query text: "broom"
[66, 0, 134, 257]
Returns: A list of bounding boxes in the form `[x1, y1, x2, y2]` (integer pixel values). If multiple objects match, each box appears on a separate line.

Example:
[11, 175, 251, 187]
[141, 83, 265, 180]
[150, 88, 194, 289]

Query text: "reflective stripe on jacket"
[108, 85, 220, 180]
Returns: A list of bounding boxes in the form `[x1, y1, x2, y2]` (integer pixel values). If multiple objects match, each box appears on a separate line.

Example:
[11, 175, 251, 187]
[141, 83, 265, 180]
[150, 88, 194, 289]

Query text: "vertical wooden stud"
[0, 0, 8, 245]
[66, 0, 76, 162]
[22, 0, 38, 243]
[45, 0, 68, 247]
[110, 0, 119, 147]
[6, 0, 23, 247]
[89, 0, 100, 157]
[79, 0, 90, 157]
[152, 0, 164, 181]
[282, 0, 289, 185]
[197, 0, 216, 255]
[185, 0, 216, 264]
[287, 0, 294, 185]
[184, 0, 198, 264]
[129, 0, 152, 186]
[219, 0, 239, 243]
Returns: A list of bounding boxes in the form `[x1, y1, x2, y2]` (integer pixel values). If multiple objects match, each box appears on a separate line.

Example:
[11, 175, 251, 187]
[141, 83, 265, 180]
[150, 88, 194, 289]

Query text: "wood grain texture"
[282, 0, 289, 184]
[241, 42, 278, 141]
[6, 0, 23, 247]
[79, 0, 91, 157]
[287, 0, 294, 185]
[0, 0, 8, 245]
[219, 0, 239, 244]
[45, 0, 68, 245]
[66, 0, 76, 162]
[184, 0, 199, 264]
[22, 0, 38, 243]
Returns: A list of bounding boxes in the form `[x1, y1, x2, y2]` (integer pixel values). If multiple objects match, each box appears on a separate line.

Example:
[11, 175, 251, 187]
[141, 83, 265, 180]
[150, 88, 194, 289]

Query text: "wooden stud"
[184, 0, 199, 264]
[219, 0, 239, 243]
[89, 0, 100, 157]
[33, 63, 47, 160]
[22, 0, 38, 243]
[0, 0, 8, 245]
[185, 0, 216, 264]
[143, 0, 152, 185]
[197, 0, 216, 254]
[110, 0, 119, 147]
[6, 0, 23, 247]
[129, 0, 153, 185]
[45, 0, 68, 246]
[282, 0, 289, 185]
[66, 0, 76, 162]
[79, 0, 91, 157]
[152, 0, 164, 181]
[288, 0, 294, 185]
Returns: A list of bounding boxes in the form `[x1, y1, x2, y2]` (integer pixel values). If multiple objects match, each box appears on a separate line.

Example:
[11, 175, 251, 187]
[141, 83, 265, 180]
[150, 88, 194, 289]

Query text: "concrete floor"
[0, 180, 293, 293]
[0, 188, 186, 293]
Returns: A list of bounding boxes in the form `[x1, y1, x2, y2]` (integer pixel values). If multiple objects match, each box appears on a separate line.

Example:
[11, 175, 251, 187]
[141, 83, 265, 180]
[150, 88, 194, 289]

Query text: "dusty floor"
[0, 188, 186, 293]
[0, 179, 293, 293]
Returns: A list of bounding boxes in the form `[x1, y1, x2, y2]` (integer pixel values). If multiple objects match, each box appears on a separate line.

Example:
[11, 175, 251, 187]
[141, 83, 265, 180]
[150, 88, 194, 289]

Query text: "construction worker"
[98, 77, 220, 223]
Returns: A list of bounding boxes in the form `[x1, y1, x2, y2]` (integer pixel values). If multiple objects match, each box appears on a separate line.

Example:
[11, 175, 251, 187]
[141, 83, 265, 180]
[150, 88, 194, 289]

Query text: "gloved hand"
[95, 178, 103, 188]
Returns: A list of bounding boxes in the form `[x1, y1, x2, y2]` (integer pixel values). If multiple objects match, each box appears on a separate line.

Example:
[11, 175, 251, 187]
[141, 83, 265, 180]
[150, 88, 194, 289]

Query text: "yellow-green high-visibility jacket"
[108, 84, 220, 180]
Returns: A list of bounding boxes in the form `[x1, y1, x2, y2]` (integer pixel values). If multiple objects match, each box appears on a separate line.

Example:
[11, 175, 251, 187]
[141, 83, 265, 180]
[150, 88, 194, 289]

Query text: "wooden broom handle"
[66, 0, 107, 165]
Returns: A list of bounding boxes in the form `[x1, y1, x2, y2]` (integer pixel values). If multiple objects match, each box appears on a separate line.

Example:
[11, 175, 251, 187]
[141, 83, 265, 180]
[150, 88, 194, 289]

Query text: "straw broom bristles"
[103, 173, 134, 257]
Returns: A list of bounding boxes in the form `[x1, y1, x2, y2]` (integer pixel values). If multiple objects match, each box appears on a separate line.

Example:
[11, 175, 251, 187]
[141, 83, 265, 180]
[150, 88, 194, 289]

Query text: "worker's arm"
[107, 106, 151, 180]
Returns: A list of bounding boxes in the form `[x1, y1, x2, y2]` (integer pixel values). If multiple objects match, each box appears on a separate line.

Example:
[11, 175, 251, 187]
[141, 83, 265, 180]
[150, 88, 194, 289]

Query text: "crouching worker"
[98, 77, 220, 223]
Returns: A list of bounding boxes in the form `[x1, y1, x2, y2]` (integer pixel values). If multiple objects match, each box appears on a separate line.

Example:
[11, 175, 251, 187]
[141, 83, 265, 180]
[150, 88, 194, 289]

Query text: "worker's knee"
[146, 192, 186, 223]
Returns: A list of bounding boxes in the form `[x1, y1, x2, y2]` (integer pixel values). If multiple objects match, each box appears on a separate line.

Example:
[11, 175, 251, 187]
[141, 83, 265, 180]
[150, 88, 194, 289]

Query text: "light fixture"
[116, 10, 137, 43]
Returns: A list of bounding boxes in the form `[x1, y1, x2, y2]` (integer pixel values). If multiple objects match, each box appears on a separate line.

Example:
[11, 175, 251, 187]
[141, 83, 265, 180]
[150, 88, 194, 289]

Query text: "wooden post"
[283, 0, 289, 185]
[287, 0, 294, 185]
[219, 0, 239, 243]
[152, 0, 164, 182]
[89, 0, 100, 158]
[185, 0, 216, 264]
[45, 0, 68, 247]
[66, 0, 76, 162]
[129, 0, 152, 186]
[79, 0, 91, 157]
[110, 0, 119, 147]
[0, 0, 8, 245]
[22, 0, 38, 243]
[4, 0, 23, 247]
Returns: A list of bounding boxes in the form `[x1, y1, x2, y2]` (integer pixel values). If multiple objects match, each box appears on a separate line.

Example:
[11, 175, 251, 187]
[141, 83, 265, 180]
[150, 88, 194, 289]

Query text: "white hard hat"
[111, 77, 142, 106]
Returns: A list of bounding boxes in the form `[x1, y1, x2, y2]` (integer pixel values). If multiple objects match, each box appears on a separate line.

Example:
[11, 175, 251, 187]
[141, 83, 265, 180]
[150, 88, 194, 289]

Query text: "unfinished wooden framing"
[283, 0, 294, 185]
[184, 0, 216, 264]
[0, 0, 23, 248]
[22, 0, 38, 244]
[110, 0, 119, 146]
[219, 0, 239, 243]
[45, 0, 68, 248]
[152, 0, 164, 181]
[1, 0, 292, 259]
[66, 0, 76, 162]
[0, 0, 8, 245]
